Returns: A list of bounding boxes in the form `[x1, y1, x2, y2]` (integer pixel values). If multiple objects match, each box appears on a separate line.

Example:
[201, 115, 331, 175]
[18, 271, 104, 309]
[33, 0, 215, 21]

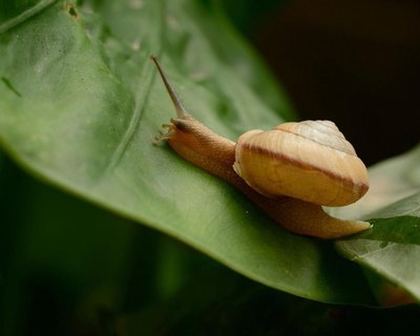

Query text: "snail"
[151, 56, 371, 239]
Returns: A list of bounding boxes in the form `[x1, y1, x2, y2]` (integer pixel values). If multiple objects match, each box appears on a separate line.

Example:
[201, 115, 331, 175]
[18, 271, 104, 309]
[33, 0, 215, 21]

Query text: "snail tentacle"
[151, 55, 188, 119]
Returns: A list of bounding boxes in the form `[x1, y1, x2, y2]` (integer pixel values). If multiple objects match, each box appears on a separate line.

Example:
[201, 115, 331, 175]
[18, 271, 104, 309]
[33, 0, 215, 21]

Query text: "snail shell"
[233, 120, 369, 206]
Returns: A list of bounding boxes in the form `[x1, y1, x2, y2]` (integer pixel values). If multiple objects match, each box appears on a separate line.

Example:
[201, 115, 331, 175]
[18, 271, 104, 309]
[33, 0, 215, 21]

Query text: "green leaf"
[337, 213, 420, 303]
[0, 0, 374, 304]
[336, 145, 420, 303]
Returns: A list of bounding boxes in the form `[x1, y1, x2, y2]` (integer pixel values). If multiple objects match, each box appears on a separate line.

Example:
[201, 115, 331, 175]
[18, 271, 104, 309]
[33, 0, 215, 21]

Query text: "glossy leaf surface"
[0, 0, 377, 304]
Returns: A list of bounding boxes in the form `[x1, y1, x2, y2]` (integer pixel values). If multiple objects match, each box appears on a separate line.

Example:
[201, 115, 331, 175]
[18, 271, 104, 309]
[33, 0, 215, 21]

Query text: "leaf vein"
[0, 0, 57, 34]
[103, 65, 156, 174]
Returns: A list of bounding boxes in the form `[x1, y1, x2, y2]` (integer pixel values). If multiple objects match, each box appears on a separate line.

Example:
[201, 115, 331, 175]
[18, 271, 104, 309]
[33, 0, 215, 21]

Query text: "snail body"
[151, 56, 370, 239]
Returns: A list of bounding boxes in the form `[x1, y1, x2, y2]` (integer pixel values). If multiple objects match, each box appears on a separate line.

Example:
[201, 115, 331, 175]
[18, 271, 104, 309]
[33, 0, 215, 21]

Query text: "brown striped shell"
[233, 120, 369, 206]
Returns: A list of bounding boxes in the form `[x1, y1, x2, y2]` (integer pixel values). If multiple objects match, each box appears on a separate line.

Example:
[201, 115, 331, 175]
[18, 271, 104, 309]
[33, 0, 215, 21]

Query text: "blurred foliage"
[207, 0, 290, 35]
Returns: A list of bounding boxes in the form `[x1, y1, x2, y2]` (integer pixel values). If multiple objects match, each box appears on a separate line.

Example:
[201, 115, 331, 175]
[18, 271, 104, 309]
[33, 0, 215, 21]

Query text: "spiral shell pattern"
[233, 120, 369, 206]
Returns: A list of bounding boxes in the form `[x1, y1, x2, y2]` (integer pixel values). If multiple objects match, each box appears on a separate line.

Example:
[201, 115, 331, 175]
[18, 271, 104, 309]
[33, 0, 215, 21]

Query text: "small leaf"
[336, 146, 420, 304]
[336, 192, 420, 303]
